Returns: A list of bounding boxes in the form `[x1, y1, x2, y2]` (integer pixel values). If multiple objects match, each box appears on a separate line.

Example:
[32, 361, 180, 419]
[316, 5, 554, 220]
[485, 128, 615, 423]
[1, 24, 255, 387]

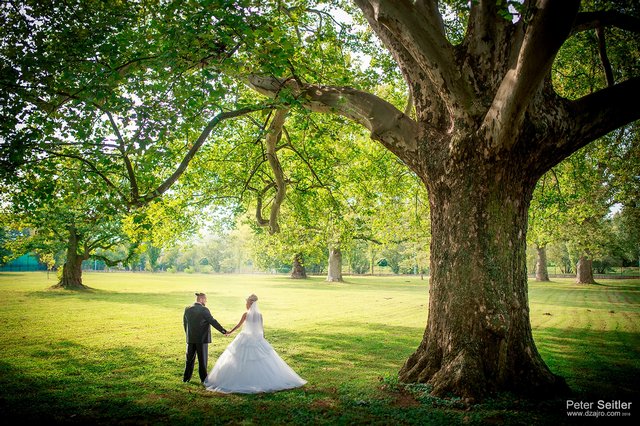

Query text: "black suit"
[183, 302, 227, 383]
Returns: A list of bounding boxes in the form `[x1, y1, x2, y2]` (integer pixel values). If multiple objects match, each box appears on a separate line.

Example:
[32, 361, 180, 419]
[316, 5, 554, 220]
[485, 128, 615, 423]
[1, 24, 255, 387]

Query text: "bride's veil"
[244, 300, 263, 335]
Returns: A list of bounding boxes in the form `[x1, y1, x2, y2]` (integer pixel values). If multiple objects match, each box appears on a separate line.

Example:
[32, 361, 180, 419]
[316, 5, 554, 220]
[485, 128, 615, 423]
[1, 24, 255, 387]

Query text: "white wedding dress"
[203, 302, 306, 393]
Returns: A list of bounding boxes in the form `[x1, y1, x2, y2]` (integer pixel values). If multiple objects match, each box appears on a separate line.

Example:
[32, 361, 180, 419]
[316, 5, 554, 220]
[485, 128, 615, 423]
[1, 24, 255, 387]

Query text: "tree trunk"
[53, 226, 88, 290]
[399, 167, 567, 401]
[535, 245, 550, 282]
[326, 246, 343, 282]
[370, 244, 378, 275]
[576, 256, 596, 284]
[290, 252, 307, 279]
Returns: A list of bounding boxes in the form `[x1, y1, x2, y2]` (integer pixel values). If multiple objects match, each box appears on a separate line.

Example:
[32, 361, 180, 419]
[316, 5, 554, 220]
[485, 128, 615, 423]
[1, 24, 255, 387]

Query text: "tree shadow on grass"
[534, 327, 640, 402]
[265, 321, 422, 376]
[529, 282, 640, 311]
[0, 341, 182, 425]
[28, 288, 237, 311]
[270, 278, 429, 295]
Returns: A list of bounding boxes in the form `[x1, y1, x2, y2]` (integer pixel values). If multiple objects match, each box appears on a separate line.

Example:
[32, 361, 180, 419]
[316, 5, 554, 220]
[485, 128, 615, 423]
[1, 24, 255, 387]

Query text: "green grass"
[0, 273, 638, 425]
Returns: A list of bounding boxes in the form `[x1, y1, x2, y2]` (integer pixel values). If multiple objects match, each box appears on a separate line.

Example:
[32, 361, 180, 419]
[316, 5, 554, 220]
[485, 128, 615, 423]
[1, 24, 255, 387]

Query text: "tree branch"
[281, 136, 343, 213]
[263, 109, 289, 234]
[136, 105, 271, 207]
[349, 1, 447, 132]
[239, 157, 269, 202]
[571, 10, 640, 35]
[90, 242, 139, 267]
[106, 111, 139, 201]
[550, 168, 565, 206]
[354, 0, 474, 114]
[85, 232, 128, 256]
[247, 75, 418, 165]
[250, 182, 276, 227]
[37, 148, 128, 203]
[557, 77, 640, 162]
[481, 0, 580, 151]
[353, 234, 382, 245]
[465, 0, 524, 93]
[404, 90, 414, 117]
[282, 142, 325, 192]
[596, 26, 615, 87]
[112, 56, 159, 78]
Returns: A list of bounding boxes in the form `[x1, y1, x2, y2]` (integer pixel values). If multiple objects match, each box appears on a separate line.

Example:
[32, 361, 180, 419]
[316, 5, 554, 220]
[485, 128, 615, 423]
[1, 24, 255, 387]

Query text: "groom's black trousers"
[183, 343, 208, 383]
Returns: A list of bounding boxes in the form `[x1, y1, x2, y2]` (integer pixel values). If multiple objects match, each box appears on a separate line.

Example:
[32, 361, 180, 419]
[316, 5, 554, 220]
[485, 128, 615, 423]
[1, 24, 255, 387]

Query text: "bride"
[204, 294, 307, 393]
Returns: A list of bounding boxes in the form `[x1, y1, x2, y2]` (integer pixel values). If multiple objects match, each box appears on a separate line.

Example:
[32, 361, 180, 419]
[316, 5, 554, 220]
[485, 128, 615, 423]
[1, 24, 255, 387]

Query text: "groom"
[183, 292, 228, 383]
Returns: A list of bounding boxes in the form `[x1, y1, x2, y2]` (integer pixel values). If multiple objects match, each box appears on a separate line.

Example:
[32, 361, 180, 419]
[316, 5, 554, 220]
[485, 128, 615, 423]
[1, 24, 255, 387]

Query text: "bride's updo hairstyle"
[246, 294, 258, 305]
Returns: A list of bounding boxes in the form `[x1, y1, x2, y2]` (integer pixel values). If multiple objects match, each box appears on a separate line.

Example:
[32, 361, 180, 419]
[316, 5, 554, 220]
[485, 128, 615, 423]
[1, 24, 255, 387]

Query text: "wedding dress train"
[203, 302, 306, 394]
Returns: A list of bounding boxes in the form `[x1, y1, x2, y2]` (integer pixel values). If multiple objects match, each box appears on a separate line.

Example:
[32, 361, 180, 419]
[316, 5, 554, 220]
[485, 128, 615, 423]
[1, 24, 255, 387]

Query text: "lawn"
[0, 272, 638, 425]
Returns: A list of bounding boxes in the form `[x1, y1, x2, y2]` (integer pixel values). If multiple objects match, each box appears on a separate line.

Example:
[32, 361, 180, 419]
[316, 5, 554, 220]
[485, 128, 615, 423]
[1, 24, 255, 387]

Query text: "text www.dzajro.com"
[566, 410, 631, 418]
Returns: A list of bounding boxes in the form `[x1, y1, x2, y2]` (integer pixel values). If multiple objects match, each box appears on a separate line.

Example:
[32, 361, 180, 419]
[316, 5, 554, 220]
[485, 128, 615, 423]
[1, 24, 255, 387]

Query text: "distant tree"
[0, 227, 17, 265]
[614, 205, 640, 269]
[547, 242, 574, 274]
[250, 210, 325, 277]
[142, 243, 162, 272]
[528, 169, 568, 281]
[37, 252, 57, 279]
[0, 156, 136, 288]
[346, 240, 371, 274]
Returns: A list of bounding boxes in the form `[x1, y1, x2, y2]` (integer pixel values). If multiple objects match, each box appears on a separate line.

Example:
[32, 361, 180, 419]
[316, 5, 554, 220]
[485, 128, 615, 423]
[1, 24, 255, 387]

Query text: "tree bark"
[326, 246, 343, 282]
[290, 252, 307, 279]
[535, 245, 551, 282]
[53, 226, 89, 290]
[399, 165, 567, 401]
[576, 256, 597, 284]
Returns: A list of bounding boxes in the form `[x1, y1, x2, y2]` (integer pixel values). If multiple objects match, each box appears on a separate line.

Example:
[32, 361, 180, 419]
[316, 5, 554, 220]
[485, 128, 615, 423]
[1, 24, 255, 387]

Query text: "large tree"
[0, 0, 269, 287]
[244, 1, 640, 399]
[0, 155, 138, 288]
